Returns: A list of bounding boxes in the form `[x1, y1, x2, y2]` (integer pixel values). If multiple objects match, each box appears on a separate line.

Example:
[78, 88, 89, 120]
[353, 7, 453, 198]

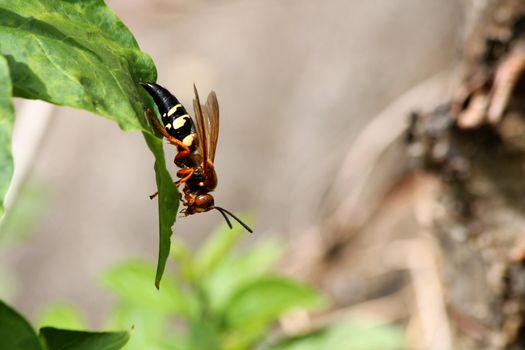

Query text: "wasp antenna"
[214, 207, 233, 229]
[214, 206, 253, 233]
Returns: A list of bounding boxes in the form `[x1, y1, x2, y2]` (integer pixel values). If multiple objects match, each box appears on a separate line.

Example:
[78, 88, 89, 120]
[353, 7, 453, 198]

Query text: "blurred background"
[1, 0, 464, 348]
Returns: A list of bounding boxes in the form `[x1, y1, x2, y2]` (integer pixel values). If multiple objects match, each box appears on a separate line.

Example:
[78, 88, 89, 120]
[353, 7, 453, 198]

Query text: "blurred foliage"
[37, 303, 88, 331]
[101, 220, 326, 350]
[0, 0, 177, 286]
[270, 320, 404, 350]
[0, 180, 49, 303]
[0, 54, 13, 219]
[0, 299, 129, 350]
[0, 180, 49, 244]
[36, 221, 404, 350]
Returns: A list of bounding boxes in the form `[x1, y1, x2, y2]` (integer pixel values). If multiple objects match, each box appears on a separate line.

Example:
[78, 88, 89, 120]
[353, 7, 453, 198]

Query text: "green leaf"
[0, 0, 179, 286]
[194, 217, 251, 278]
[269, 330, 325, 350]
[272, 320, 404, 350]
[321, 321, 403, 350]
[223, 277, 326, 347]
[170, 239, 195, 281]
[101, 260, 193, 317]
[0, 0, 155, 129]
[37, 303, 87, 330]
[104, 307, 174, 350]
[187, 319, 221, 350]
[0, 55, 13, 219]
[0, 301, 130, 350]
[225, 277, 325, 327]
[40, 327, 129, 350]
[144, 133, 179, 288]
[0, 299, 41, 350]
[205, 239, 284, 312]
[0, 180, 49, 243]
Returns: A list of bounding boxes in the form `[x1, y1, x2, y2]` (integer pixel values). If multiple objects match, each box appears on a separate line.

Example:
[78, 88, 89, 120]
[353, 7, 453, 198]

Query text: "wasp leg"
[175, 149, 191, 163]
[145, 108, 191, 153]
[176, 168, 195, 187]
[149, 176, 188, 199]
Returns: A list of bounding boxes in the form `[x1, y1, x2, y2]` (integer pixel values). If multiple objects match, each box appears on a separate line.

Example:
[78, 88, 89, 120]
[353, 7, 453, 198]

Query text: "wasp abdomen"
[141, 82, 197, 147]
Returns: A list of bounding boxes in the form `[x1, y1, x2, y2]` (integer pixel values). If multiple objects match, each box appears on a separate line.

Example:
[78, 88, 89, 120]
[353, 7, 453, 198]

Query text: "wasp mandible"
[141, 82, 253, 233]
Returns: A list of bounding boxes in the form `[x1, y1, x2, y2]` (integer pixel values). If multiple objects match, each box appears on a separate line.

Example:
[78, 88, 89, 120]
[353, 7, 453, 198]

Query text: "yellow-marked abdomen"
[141, 82, 197, 149]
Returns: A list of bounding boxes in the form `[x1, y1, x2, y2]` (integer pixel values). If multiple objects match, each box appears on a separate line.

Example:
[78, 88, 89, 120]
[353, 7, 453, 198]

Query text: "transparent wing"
[204, 91, 220, 162]
[192, 84, 208, 166]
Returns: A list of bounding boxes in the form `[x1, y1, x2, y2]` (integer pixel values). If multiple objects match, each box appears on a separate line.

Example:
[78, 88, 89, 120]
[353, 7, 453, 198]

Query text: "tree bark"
[408, 0, 525, 348]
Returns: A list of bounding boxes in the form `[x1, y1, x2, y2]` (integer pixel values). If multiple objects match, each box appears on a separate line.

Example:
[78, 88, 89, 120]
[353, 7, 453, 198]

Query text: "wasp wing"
[193, 85, 220, 169]
[203, 91, 220, 162]
[192, 84, 208, 166]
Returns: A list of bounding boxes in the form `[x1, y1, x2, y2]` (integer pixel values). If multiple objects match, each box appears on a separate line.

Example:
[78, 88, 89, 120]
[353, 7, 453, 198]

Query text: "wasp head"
[182, 192, 253, 233]
[183, 193, 215, 215]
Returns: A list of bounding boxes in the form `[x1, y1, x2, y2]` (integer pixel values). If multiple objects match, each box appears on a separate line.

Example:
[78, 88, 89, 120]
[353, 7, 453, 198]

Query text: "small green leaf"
[0, 55, 13, 220]
[272, 320, 404, 350]
[321, 320, 404, 350]
[225, 277, 325, 327]
[37, 303, 87, 330]
[170, 239, 195, 281]
[0, 299, 41, 350]
[223, 276, 326, 346]
[269, 330, 325, 350]
[187, 319, 221, 350]
[0, 180, 49, 243]
[205, 239, 284, 312]
[102, 260, 192, 317]
[40, 327, 129, 350]
[105, 307, 173, 350]
[194, 217, 251, 278]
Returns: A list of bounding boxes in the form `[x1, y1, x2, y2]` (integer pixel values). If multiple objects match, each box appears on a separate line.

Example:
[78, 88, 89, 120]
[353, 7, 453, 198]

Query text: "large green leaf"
[0, 299, 41, 350]
[0, 300, 130, 350]
[40, 327, 129, 350]
[0, 55, 13, 219]
[0, 0, 179, 285]
[0, 0, 154, 128]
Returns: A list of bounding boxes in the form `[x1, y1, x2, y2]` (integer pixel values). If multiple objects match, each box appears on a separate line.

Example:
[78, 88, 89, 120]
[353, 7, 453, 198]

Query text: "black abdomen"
[141, 82, 197, 146]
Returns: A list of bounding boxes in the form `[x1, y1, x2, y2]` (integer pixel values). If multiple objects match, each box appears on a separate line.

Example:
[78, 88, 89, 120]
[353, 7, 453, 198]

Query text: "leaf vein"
[32, 34, 84, 94]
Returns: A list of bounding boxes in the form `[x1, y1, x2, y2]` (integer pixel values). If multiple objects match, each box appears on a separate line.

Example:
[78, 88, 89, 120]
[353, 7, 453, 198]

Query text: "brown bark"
[408, 1, 525, 348]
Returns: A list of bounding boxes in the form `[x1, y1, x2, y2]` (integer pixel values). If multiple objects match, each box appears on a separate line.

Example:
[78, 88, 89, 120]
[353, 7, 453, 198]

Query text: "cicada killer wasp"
[141, 82, 253, 233]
